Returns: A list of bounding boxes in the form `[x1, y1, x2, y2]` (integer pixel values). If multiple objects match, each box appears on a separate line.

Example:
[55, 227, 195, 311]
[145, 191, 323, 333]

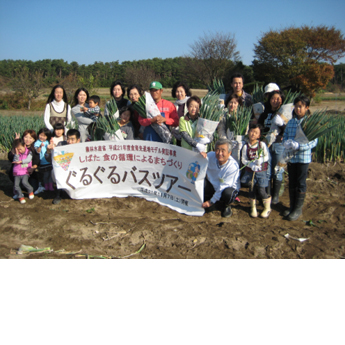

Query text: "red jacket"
[138, 99, 179, 127]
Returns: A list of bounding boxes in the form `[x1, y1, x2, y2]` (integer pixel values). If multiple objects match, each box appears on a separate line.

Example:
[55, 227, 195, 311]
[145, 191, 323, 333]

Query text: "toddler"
[81, 95, 101, 121]
[12, 139, 34, 204]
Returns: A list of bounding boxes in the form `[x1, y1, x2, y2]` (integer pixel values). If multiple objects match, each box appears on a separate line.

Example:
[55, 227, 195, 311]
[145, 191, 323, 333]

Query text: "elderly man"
[202, 139, 240, 218]
[226, 73, 253, 107]
[138, 81, 179, 142]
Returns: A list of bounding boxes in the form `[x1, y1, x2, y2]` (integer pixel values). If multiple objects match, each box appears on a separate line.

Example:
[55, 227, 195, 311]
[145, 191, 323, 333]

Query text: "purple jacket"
[13, 147, 33, 176]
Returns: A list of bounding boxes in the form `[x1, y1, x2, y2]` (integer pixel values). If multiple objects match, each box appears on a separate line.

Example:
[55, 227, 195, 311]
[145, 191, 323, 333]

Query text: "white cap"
[264, 83, 280, 94]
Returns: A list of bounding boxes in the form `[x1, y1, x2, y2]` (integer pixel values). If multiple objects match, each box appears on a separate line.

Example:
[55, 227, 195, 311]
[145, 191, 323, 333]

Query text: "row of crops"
[0, 113, 344, 163]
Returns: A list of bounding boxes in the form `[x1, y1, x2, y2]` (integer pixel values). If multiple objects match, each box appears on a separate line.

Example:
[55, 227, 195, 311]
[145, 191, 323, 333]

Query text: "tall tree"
[187, 32, 240, 86]
[253, 25, 345, 96]
[11, 66, 45, 109]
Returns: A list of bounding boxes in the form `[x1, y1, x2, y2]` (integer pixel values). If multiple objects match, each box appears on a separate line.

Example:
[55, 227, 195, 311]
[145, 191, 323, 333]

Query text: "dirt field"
[0, 152, 344, 259]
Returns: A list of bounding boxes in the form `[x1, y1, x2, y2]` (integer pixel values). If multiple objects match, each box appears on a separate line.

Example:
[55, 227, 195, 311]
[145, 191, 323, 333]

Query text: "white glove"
[249, 162, 256, 170]
[196, 143, 206, 153]
[252, 165, 261, 172]
[255, 156, 264, 166]
[290, 140, 299, 150]
[283, 139, 293, 149]
[272, 115, 284, 127]
[197, 137, 210, 145]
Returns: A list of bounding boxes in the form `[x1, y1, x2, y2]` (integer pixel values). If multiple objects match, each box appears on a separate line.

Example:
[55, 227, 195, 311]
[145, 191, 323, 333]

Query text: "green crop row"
[0, 114, 45, 152]
[313, 114, 345, 163]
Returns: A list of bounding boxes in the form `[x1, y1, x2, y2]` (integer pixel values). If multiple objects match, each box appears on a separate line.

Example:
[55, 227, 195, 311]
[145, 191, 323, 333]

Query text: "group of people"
[9, 73, 317, 221]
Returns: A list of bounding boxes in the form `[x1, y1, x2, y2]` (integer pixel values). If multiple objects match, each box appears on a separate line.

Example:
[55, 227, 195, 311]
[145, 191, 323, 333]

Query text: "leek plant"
[0, 114, 45, 152]
[207, 79, 226, 95]
[199, 92, 225, 121]
[226, 106, 252, 136]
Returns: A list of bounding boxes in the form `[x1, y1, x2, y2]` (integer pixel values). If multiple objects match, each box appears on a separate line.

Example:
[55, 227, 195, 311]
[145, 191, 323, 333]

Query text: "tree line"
[0, 25, 344, 109]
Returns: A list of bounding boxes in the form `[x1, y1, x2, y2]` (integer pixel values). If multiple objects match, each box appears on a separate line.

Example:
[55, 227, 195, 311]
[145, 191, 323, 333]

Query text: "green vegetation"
[0, 114, 44, 152]
[313, 113, 345, 162]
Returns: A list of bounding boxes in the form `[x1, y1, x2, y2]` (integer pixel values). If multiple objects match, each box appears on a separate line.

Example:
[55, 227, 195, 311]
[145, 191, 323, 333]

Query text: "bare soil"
[1, 153, 344, 259]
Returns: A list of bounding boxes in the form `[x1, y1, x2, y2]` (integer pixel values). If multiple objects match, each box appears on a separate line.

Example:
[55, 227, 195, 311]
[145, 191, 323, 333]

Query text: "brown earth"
[0, 153, 344, 259]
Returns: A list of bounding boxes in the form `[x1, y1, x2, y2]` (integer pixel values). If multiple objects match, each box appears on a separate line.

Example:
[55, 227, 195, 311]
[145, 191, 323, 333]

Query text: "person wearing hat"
[138, 81, 179, 142]
[202, 139, 240, 218]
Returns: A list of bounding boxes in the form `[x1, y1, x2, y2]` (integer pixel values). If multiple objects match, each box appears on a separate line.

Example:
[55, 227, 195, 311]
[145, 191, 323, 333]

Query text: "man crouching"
[202, 139, 240, 218]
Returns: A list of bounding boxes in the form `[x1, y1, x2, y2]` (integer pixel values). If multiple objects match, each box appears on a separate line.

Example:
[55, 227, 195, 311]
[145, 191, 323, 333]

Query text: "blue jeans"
[269, 143, 284, 181]
[241, 169, 269, 188]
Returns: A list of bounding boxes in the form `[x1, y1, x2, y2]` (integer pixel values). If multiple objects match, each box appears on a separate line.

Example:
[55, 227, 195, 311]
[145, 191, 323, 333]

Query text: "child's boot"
[44, 183, 49, 191]
[261, 197, 271, 218]
[250, 199, 258, 218]
[48, 183, 54, 191]
[287, 192, 305, 221]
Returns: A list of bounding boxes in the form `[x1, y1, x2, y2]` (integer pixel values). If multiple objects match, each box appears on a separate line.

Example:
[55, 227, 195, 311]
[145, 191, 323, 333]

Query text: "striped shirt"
[283, 116, 318, 163]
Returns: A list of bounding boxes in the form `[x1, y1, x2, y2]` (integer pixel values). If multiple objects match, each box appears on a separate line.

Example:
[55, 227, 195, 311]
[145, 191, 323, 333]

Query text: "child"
[52, 122, 65, 147]
[282, 96, 318, 221]
[81, 95, 101, 121]
[241, 124, 270, 218]
[118, 106, 134, 140]
[46, 129, 81, 204]
[179, 96, 207, 158]
[34, 127, 53, 192]
[12, 139, 34, 204]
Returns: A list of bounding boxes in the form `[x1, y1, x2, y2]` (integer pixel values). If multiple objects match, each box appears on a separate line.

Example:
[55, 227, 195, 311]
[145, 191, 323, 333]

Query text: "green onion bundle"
[207, 79, 226, 95]
[199, 92, 225, 121]
[106, 98, 119, 118]
[283, 90, 300, 105]
[95, 114, 122, 140]
[226, 106, 252, 136]
[301, 109, 338, 141]
[252, 84, 264, 104]
[132, 94, 147, 118]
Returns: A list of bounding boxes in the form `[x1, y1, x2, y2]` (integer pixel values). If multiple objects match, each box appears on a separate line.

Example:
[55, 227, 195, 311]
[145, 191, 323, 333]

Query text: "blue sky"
[1, 0, 344, 66]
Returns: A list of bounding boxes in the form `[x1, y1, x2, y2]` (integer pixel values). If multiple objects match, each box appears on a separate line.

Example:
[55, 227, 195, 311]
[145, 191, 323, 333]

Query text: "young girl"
[44, 85, 72, 133]
[12, 139, 34, 204]
[52, 123, 65, 147]
[118, 106, 134, 140]
[241, 124, 270, 218]
[217, 94, 243, 139]
[282, 95, 318, 221]
[34, 128, 53, 192]
[179, 96, 207, 158]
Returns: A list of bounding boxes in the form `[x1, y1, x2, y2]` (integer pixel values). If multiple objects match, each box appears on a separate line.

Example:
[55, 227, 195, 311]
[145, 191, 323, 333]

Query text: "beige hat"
[264, 83, 280, 94]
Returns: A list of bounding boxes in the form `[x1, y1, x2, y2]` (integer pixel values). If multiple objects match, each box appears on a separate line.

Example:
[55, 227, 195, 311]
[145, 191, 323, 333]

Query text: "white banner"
[52, 140, 207, 216]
